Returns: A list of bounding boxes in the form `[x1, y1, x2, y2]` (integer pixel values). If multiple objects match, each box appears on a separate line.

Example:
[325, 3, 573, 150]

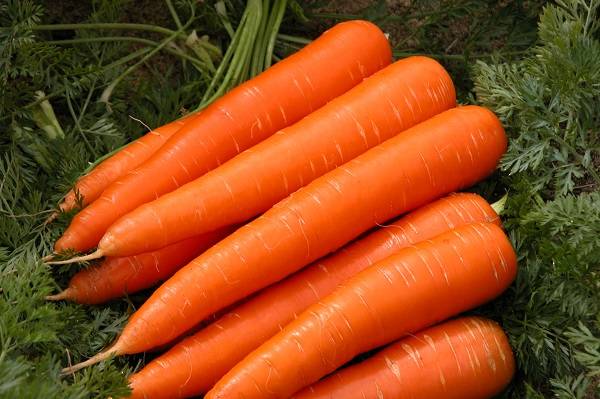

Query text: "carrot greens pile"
[0, 0, 598, 398]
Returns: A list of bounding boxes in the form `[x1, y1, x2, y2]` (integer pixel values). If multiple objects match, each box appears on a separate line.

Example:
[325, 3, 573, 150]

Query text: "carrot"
[62, 105, 506, 372]
[126, 193, 500, 399]
[53, 20, 392, 254]
[86, 55, 456, 257]
[206, 223, 517, 398]
[46, 228, 231, 305]
[55, 117, 192, 215]
[292, 317, 515, 399]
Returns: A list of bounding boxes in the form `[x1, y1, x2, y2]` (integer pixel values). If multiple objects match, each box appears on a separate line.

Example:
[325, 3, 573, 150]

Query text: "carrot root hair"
[45, 249, 104, 265]
[60, 341, 123, 375]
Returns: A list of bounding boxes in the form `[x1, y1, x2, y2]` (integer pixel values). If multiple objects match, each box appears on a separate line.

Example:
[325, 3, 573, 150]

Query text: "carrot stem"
[491, 194, 508, 215]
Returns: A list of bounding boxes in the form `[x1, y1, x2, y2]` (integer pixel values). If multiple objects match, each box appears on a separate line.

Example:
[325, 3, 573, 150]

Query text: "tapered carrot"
[293, 317, 515, 399]
[53, 20, 392, 254]
[56, 117, 192, 215]
[207, 223, 517, 398]
[46, 228, 231, 305]
[87, 56, 456, 257]
[126, 193, 500, 399]
[62, 105, 506, 373]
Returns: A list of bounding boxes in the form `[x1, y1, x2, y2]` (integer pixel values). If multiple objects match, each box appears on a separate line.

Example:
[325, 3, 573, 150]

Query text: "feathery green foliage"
[474, 1, 600, 397]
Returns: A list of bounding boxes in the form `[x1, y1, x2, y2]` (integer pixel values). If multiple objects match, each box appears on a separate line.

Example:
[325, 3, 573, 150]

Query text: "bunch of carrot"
[47, 19, 518, 398]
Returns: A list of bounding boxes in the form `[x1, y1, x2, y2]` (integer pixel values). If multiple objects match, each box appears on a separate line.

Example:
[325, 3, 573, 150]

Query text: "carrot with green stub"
[46, 228, 231, 305]
[71, 55, 456, 258]
[292, 317, 515, 399]
[61, 105, 506, 373]
[52, 20, 393, 254]
[126, 193, 500, 399]
[206, 223, 518, 398]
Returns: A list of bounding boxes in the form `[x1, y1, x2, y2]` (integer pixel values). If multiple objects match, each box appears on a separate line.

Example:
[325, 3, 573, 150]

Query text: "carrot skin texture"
[207, 223, 518, 399]
[292, 317, 515, 399]
[56, 228, 231, 304]
[58, 118, 189, 213]
[54, 20, 393, 253]
[112, 105, 507, 356]
[126, 193, 500, 399]
[100, 56, 456, 256]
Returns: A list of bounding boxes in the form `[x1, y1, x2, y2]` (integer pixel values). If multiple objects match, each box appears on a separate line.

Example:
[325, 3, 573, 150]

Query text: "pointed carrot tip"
[45, 249, 104, 265]
[41, 253, 56, 262]
[60, 341, 123, 375]
[46, 289, 71, 302]
[44, 211, 59, 226]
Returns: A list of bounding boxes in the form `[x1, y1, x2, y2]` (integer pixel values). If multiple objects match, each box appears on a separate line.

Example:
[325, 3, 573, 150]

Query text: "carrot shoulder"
[98, 56, 456, 256]
[53, 20, 393, 253]
[206, 223, 518, 398]
[126, 193, 500, 399]
[293, 317, 515, 399]
[47, 228, 231, 305]
[64, 105, 506, 372]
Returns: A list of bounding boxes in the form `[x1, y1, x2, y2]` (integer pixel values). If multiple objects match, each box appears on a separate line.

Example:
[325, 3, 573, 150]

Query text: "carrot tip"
[44, 211, 59, 226]
[41, 253, 55, 262]
[46, 289, 71, 302]
[46, 249, 104, 265]
[60, 342, 121, 375]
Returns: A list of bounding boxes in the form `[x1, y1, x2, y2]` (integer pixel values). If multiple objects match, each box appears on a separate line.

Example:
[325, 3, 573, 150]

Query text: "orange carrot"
[207, 223, 517, 398]
[56, 117, 192, 215]
[91, 56, 456, 257]
[292, 317, 515, 399]
[46, 228, 231, 305]
[62, 105, 506, 372]
[53, 20, 392, 253]
[126, 193, 499, 399]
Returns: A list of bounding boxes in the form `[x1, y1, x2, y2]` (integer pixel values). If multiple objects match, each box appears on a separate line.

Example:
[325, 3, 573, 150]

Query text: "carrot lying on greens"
[207, 223, 518, 398]
[62, 105, 507, 373]
[126, 193, 500, 399]
[86, 56, 456, 257]
[55, 117, 192, 216]
[293, 317, 515, 399]
[46, 228, 231, 305]
[52, 20, 393, 254]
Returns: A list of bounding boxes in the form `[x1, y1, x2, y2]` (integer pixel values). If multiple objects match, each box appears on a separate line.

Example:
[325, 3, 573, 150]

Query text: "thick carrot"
[53, 20, 392, 253]
[62, 105, 506, 373]
[56, 117, 191, 215]
[93, 56, 456, 257]
[126, 193, 500, 399]
[292, 317, 515, 399]
[207, 223, 518, 398]
[46, 228, 231, 305]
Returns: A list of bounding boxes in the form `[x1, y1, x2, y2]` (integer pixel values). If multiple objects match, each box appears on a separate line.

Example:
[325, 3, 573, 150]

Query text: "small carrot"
[292, 317, 515, 399]
[126, 193, 500, 399]
[206, 223, 518, 398]
[62, 105, 507, 373]
[53, 20, 393, 254]
[46, 228, 231, 305]
[88, 56, 456, 257]
[55, 117, 192, 216]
